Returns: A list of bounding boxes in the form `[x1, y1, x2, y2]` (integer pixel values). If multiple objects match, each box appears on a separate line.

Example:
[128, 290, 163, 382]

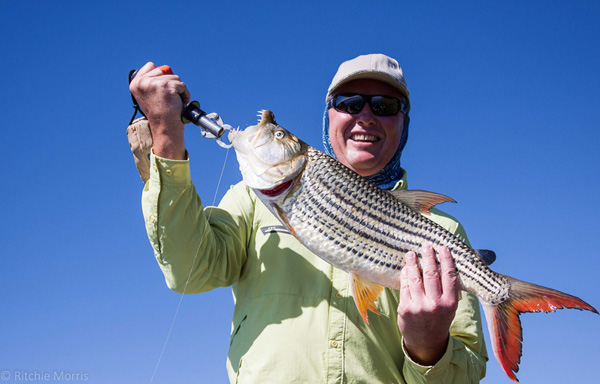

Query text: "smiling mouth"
[350, 133, 379, 142]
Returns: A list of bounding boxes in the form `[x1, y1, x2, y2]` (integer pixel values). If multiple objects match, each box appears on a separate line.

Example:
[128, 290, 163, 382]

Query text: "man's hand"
[397, 244, 459, 366]
[129, 62, 190, 160]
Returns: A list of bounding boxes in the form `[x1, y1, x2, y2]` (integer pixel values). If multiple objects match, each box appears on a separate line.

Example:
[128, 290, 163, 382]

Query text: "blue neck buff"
[322, 106, 409, 190]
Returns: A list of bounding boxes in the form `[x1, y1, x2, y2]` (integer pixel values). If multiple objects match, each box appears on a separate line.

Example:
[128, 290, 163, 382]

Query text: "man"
[130, 53, 487, 383]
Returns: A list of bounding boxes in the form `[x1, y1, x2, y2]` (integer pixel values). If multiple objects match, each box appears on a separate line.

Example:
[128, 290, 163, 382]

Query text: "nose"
[355, 103, 376, 126]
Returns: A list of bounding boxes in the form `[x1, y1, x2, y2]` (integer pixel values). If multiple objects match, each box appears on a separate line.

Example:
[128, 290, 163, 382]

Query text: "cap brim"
[328, 71, 410, 100]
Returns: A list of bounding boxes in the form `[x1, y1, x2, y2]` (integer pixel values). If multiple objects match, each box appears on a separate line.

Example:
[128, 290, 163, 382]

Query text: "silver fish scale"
[280, 147, 510, 305]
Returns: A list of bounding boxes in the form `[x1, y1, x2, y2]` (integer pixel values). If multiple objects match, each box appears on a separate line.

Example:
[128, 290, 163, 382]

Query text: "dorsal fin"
[257, 109, 277, 126]
[388, 189, 456, 213]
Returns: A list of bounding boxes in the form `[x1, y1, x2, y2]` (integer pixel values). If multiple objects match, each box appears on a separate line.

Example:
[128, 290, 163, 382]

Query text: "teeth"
[257, 109, 266, 122]
[351, 134, 378, 142]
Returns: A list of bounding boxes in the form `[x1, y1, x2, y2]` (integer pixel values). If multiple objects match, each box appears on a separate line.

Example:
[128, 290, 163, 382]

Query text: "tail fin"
[481, 275, 598, 382]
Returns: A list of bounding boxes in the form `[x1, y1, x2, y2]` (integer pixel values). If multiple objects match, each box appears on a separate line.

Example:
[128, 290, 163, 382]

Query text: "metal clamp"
[181, 101, 234, 148]
[200, 112, 235, 149]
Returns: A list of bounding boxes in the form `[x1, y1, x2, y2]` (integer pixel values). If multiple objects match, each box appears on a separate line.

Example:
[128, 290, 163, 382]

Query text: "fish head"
[228, 110, 307, 195]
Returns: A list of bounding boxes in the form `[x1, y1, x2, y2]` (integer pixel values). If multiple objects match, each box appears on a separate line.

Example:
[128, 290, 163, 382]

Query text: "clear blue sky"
[1, 1, 599, 383]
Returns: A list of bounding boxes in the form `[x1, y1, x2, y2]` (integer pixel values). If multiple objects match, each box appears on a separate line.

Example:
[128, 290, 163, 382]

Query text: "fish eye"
[274, 130, 286, 139]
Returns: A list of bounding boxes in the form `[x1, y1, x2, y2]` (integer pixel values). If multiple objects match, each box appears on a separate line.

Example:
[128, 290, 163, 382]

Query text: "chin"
[346, 159, 383, 176]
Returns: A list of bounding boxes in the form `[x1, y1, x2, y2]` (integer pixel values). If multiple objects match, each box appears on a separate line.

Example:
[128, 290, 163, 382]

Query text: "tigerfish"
[227, 110, 597, 382]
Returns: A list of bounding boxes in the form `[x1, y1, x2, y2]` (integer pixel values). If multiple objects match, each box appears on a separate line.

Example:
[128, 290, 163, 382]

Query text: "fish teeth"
[256, 110, 277, 126]
[257, 109, 267, 122]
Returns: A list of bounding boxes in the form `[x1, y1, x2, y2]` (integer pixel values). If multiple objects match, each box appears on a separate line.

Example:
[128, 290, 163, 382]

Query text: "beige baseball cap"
[327, 53, 410, 109]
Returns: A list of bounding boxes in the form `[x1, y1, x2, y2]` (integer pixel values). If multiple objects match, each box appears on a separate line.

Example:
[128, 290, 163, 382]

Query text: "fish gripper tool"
[128, 66, 234, 149]
[181, 101, 234, 149]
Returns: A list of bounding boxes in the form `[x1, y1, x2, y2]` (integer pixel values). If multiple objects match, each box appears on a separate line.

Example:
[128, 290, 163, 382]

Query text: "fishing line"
[149, 146, 231, 383]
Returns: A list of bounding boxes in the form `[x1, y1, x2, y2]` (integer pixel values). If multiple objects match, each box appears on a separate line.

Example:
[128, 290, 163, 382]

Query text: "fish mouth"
[227, 127, 243, 144]
[257, 179, 294, 197]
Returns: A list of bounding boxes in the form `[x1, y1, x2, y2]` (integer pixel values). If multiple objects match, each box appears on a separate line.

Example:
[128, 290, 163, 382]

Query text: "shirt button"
[165, 169, 173, 176]
[336, 292, 343, 299]
[330, 340, 338, 348]
[152, 165, 158, 173]
[149, 216, 157, 223]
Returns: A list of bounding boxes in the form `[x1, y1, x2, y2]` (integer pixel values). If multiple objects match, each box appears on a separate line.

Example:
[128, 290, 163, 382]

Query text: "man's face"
[328, 79, 405, 177]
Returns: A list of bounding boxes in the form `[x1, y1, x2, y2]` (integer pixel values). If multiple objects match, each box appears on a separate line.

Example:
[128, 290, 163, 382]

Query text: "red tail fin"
[481, 276, 598, 382]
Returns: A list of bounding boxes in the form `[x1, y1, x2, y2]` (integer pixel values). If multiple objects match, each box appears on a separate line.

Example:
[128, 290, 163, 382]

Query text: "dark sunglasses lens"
[333, 95, 403, 116]
[335, 95, 365, 114]
[371, 96, 400, 116]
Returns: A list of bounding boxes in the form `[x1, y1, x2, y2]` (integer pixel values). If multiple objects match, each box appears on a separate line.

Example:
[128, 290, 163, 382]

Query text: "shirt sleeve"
[400, 212, 489, 383]
[141, 152, 253, 293]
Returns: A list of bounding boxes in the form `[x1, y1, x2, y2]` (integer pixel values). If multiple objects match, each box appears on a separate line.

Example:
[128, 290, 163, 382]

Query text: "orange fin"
[274, 206, 299, 239]
[481, 275, 598, 382]
[350, 273, 383, 324]
[388, 189, 456, 213]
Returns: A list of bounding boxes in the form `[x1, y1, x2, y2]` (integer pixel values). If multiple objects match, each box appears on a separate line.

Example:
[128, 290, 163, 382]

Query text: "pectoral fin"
[350, 273, 383, 324]
[274, 205, 299, 239]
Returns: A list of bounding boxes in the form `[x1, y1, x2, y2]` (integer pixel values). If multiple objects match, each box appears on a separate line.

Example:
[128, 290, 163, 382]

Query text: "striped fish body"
[229, 110, 597, 382]
[278, 147, 506, 302]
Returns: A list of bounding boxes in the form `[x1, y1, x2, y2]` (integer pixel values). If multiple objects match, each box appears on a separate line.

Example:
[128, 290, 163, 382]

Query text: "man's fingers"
[146, 66, 173, 78]
[399, 265, 412, 303]
[135, 62, 158, 77]
[420, 244, 442, 298]
[181, 85, 191, 105]
[171, 81, 191, 104]
[438, 246, 458, 298]
[131, 62, 189, 103]
[404, 251, 424, 301]
[150, 74, 181, 81]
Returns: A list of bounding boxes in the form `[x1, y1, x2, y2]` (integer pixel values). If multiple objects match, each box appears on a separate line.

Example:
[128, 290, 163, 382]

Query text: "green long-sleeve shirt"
[142, 152, 488, 383]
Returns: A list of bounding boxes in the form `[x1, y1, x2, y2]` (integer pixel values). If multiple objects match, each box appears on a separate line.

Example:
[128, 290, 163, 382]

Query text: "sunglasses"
[328, 94, 408, 117]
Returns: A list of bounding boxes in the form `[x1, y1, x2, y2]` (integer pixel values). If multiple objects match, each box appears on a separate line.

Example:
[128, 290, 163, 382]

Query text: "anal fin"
[350, 273, 383, 324]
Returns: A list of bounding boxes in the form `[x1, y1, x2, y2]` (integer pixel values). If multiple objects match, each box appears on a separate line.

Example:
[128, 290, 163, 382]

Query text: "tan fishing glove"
[126, 117, 153, 183]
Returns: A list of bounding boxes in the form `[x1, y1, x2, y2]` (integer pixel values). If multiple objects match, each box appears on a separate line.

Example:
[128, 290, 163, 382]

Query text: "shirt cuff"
[149, 150, 191, 186]
[402, 336, 456, 379]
